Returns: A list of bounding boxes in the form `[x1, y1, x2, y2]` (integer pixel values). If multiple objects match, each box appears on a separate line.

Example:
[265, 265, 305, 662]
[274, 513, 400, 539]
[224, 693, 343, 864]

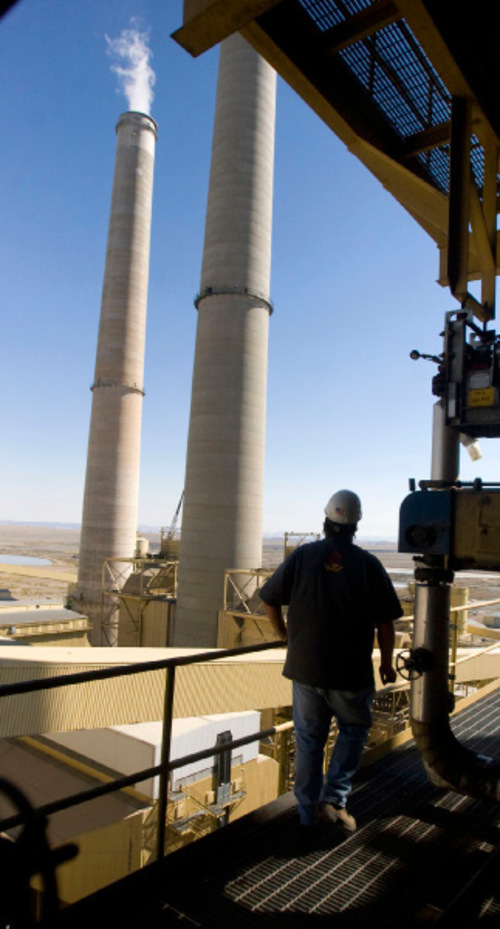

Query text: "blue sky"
[1, 1, 497, 539]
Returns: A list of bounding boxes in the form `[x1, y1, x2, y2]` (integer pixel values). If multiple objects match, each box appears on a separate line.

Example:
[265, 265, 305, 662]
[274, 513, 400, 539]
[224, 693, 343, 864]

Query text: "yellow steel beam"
[438, 231, 500, 286]
[172, 0, 283, 56]
[321, 0, 400, 55]
[470, 183, 497, 276]
[480, 141, 499, 314]
[347, 136, 448, 244]
[394, 0, 498, 147]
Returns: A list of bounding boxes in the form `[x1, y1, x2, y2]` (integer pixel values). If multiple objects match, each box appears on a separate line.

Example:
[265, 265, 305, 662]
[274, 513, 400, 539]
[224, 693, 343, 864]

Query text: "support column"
[73, 111, 157, 645]
[431, 399, 459, 484]
[175, 35, 277, 646]
[410, 398, 459, 768]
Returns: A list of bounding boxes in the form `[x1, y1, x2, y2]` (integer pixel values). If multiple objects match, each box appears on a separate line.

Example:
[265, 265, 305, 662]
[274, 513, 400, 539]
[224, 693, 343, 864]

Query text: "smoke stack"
[175, 34, 277, 646]
[73, 110, 157, 645]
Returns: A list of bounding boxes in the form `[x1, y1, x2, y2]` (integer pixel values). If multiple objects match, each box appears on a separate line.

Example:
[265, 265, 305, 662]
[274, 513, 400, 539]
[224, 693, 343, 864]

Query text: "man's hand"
[262, 601, 287, 642]
[379, 663, 397, 685]
[377, 622, 396, 685]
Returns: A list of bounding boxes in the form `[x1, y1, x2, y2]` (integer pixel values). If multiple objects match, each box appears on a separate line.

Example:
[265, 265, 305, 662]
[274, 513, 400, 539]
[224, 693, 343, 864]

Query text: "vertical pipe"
[73, 112, 158, 646]
[412, 398, 459, 726]
[157, 665, 176, 861]
[447, 96, 472, 299]
[410, 583, 452, 723]
[431, 399, 459, 483]
[175, 35, 277, 647]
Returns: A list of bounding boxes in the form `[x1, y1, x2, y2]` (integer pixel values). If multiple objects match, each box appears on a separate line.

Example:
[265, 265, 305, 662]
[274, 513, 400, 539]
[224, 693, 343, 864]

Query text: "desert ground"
[1, 524, 500, 631]
[0, 524, 80, 601]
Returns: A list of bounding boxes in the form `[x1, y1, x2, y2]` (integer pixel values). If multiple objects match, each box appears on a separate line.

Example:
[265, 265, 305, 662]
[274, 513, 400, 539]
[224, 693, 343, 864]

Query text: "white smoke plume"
[105, 22, 155, 115]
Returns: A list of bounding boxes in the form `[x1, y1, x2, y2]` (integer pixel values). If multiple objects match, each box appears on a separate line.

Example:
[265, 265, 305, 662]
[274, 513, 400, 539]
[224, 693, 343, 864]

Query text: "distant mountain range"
[0, 520, 396, 544]
[0, 520, 82, 530]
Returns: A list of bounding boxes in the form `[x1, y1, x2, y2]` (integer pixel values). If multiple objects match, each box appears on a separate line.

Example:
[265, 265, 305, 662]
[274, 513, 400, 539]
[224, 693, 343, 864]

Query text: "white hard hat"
[324, 490, 362, 525]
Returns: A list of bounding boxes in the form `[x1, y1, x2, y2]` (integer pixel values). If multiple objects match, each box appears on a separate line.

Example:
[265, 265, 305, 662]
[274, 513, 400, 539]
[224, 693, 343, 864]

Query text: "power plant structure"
[70, 34, 277, 652]
[5, 5, 500, 923]
[71, 111, 158, 646]
[4, 7, 500, 929]
[174, 34, 277, 647]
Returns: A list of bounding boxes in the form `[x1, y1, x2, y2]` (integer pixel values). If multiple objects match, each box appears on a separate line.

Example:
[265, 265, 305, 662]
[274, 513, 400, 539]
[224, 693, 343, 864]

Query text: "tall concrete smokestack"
[74, 111, 157, 645]
[175, 35, 276, 647]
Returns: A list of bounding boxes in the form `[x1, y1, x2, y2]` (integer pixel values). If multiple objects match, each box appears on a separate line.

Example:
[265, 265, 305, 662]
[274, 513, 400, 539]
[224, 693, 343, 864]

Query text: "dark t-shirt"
[259, 537, 403, 690]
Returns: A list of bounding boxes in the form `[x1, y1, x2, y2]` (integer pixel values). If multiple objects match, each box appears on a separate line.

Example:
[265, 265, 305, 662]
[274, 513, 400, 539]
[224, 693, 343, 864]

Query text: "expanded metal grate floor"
[62, 689, 500, 928]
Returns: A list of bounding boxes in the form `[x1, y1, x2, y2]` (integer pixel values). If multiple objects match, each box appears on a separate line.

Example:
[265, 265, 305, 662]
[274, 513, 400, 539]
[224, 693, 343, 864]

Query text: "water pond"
[0, 554, 52, 566]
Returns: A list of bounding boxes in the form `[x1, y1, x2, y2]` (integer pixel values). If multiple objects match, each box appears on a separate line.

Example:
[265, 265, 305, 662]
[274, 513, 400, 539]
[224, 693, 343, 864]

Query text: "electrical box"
[444, 310, 500, 437]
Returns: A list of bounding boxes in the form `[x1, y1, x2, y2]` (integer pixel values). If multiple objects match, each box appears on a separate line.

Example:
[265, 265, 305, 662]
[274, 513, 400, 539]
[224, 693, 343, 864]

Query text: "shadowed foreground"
[60, 689, 500, 928]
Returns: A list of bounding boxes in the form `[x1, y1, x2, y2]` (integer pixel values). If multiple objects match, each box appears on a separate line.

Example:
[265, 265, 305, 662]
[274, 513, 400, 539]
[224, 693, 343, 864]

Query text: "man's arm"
[262, 601, 288, 642]
[378, 622, 397, 685]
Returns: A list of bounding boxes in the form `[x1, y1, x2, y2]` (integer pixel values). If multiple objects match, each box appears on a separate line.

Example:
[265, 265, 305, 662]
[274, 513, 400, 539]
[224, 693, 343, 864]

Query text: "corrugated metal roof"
[0, 608, 86, 626]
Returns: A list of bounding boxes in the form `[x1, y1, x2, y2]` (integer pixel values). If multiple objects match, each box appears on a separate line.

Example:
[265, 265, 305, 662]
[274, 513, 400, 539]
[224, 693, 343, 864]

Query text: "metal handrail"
[398, 594, 500, 626]
[454, 638, 500, 665]
[0, 639, 285, 861]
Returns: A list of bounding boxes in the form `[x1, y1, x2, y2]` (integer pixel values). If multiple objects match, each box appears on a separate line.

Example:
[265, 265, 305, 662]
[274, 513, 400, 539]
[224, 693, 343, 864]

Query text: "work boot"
[320, 804, 357, 832]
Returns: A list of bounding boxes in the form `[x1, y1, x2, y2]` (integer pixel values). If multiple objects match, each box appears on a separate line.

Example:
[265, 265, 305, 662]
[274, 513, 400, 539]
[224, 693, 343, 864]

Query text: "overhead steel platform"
[60, 687, 500, 928]
[174, 0, 500, 317]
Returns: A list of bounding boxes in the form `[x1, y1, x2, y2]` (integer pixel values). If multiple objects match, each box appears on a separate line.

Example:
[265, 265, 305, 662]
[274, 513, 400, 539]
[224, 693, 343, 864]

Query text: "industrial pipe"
[411, 570, 500, 799]
[410, 400, 500, 799]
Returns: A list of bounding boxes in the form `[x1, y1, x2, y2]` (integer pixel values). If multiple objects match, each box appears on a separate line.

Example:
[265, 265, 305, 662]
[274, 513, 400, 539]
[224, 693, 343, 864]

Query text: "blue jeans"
[292, 681, 374, 826]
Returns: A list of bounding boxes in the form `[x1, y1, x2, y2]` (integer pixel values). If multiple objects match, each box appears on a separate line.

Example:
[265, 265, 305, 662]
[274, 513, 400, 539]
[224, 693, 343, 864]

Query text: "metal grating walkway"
[61, 689, 500, 928]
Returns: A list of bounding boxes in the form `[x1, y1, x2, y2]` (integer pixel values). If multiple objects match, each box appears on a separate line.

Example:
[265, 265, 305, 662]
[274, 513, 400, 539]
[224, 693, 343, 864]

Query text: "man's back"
[260, 537, 401, 689]
[258, 491, 402, 827]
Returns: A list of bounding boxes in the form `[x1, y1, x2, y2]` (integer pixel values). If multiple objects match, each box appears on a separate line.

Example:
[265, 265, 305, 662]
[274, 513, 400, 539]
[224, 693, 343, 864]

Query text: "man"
[259, 489, 402, 831]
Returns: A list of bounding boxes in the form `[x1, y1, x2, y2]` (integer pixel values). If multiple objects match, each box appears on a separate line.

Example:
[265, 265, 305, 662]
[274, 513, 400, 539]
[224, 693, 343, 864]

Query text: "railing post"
[156, 665, 176, 860]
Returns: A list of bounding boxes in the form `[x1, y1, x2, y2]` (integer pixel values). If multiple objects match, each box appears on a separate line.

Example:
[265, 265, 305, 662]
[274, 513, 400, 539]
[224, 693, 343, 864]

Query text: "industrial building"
[0, 708, 279, 907]
[0, 603, 91, 647]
